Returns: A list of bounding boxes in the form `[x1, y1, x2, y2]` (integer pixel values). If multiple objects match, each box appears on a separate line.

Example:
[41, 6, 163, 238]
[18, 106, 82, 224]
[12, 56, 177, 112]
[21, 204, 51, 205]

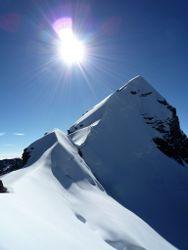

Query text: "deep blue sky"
[0, 0, 188, 158]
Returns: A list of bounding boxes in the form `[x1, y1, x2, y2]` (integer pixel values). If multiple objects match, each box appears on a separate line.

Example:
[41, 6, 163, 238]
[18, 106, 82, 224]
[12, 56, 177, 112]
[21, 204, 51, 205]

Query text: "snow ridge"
[1, 128, 175, 250]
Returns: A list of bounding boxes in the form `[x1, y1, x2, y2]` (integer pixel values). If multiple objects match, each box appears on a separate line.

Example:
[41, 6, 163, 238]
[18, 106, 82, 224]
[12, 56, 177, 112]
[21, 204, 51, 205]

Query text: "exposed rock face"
[130, 88, 188, 166]
[0, 158, 23, 176]
[0, 147, 33, 176]
[129, 87, 188, 166]
[143, 98, 188, 165]
[0, 180, 7, 193]
[22, 148, 31, 165]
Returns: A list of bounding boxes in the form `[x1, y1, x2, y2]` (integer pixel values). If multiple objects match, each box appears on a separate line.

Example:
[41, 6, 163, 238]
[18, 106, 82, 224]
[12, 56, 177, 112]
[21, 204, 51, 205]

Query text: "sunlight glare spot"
[53, 17, 86, 66]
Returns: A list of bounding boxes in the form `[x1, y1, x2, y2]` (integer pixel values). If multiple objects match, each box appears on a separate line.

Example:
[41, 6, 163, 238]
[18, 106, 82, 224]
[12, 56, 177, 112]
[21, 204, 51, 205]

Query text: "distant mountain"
[69, 76, 188, 249]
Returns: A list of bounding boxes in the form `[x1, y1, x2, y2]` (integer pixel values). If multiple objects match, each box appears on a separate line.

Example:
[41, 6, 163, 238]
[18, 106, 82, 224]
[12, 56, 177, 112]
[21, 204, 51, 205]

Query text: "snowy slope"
[0, 130, 175, 250]
[69, 76, 188, 249]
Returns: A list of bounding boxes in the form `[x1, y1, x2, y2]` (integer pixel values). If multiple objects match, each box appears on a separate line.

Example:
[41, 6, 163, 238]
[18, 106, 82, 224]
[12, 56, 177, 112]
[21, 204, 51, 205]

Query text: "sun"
[53, 17, 86, 66]
[57, 29, 85, 65]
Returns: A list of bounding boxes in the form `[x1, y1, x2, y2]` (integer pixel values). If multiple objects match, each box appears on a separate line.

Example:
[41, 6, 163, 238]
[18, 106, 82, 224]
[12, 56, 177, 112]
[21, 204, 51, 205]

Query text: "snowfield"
[0, 130, 175, 250]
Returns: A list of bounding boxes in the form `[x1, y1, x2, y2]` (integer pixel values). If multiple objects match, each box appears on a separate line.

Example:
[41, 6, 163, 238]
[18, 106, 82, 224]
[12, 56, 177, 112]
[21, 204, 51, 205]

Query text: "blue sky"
[0, 0, 188, 158]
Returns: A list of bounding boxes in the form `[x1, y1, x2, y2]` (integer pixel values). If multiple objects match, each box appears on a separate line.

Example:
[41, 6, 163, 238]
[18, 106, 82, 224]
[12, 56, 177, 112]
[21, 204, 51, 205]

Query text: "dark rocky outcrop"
[0, 147, 33, 176]
[157, 99, 168, 106]
[153, 123, 188, 166]
[22, 148, 31, 165]
[130, 91, 137, 95]
[0, 180, 7, 193]
[0, 158, 23, 176]
[140, 91, 153, 97]
[145, 100, 188, 165]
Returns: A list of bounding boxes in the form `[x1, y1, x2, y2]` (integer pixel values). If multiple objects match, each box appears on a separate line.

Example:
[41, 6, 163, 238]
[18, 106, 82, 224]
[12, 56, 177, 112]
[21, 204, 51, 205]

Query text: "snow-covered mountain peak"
[0, 76, 187, 250]
[70, 76, 188, 165]
[115, 76, 166, 107]
[69, 76, 166, 133]
[118, 75, 153, 92]
[69, 76, 188, 249]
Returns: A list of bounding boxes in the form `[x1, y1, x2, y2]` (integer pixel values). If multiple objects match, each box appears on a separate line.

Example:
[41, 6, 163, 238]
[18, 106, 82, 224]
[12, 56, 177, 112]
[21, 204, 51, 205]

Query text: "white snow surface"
[69, 76, 188, 249]
[0, 129, 175, 250]
[69, 76, 171, 136]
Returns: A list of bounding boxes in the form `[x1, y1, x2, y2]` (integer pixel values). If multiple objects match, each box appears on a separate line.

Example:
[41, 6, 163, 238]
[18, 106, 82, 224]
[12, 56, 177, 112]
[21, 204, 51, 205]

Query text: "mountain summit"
[69, 76, 188, 249]
[0, 76, 187, 250]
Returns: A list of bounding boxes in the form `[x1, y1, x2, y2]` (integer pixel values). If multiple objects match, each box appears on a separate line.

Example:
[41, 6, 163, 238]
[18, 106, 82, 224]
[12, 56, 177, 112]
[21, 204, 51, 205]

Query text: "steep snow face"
[69, 76, 188, 249]
[0, 130, 175, 250]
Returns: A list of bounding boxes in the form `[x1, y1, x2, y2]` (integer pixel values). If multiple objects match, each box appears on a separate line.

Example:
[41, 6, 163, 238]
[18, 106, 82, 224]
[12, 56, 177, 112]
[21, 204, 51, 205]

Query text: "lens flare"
[53, 17, 86, 66]
[53, 17, 72, 39]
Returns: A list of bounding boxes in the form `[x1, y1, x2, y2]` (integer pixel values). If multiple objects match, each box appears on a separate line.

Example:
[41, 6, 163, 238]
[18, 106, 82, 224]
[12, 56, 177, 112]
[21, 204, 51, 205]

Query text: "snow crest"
[0, 128, 175, 250]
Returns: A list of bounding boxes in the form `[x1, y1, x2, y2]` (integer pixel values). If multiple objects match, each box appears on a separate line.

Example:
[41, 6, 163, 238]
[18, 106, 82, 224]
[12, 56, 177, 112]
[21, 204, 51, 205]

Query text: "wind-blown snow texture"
[69, 76, 188, 249]
[0, 129, 175, 250]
